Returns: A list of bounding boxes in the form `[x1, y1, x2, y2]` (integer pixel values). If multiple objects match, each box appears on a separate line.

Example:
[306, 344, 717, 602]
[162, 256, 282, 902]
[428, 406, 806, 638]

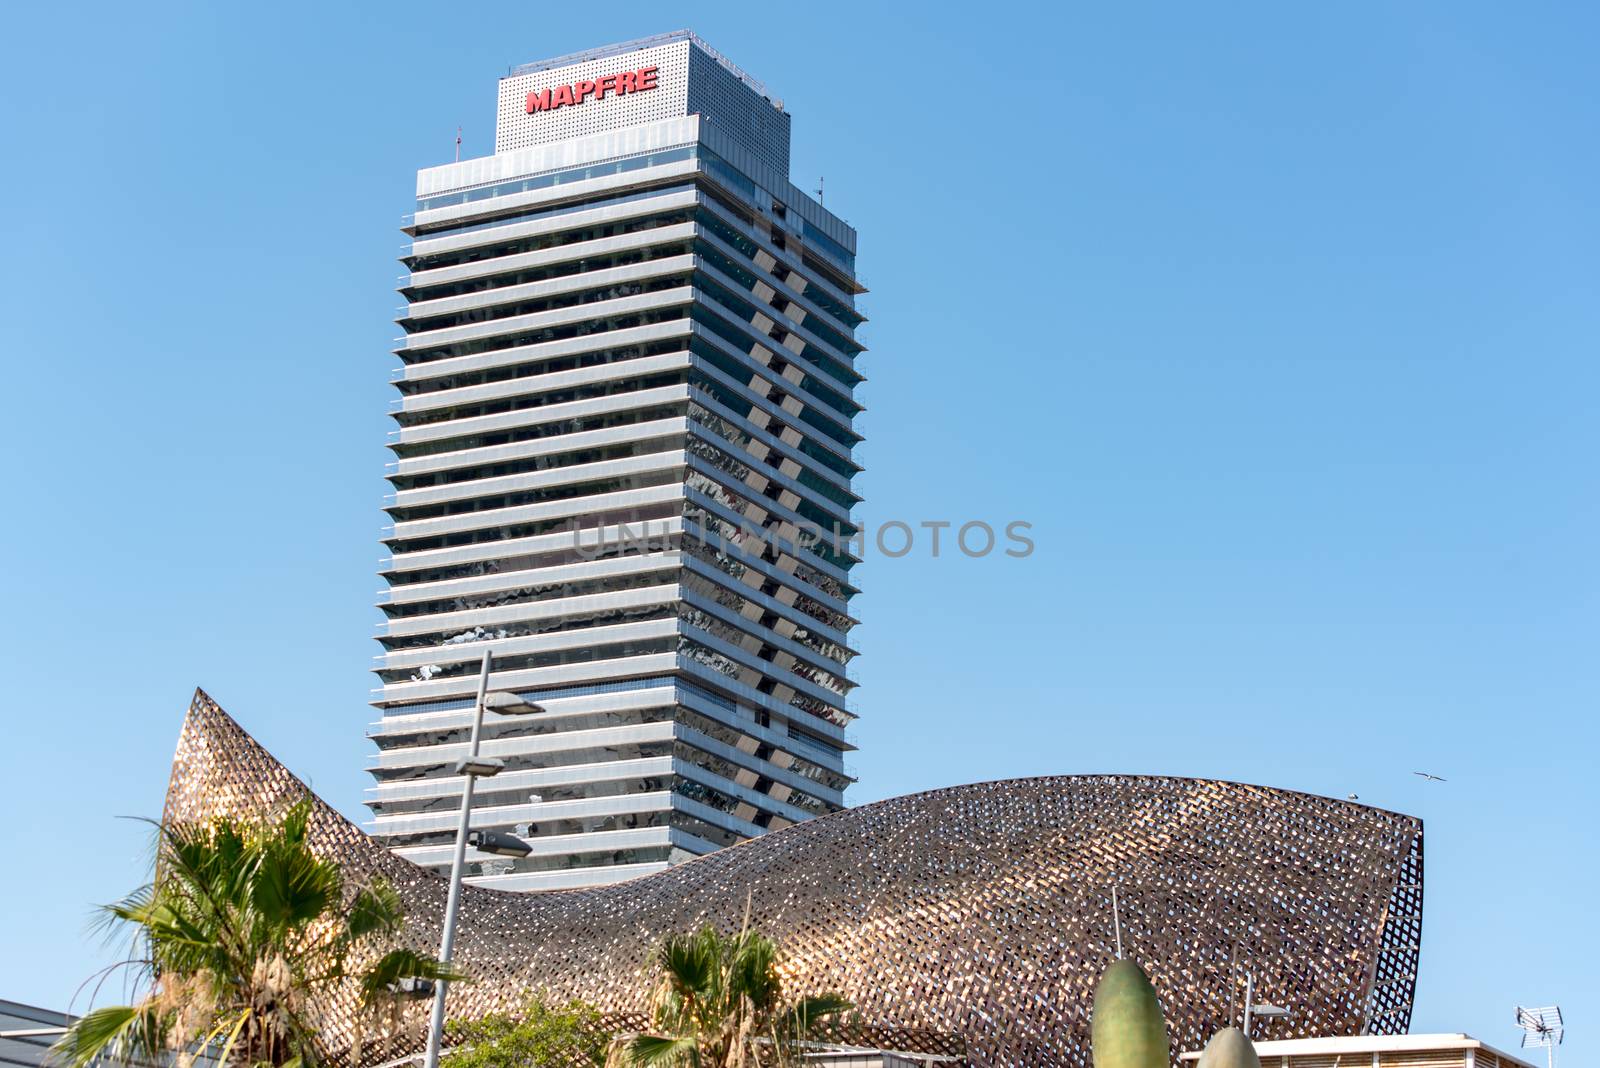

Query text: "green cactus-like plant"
[1091, 958, 1171, 1068]
[1196, 1026, 1261, 1068]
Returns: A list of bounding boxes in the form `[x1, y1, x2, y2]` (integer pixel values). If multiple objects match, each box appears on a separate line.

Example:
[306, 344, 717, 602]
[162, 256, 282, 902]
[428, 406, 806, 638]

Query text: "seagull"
[1412, 771, 1447, 782]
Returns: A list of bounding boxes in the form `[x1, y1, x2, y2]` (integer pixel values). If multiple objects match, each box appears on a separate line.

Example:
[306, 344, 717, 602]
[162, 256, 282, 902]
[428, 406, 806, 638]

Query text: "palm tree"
[50, 796, 454, 1068]
[608, 923, 850, 1068]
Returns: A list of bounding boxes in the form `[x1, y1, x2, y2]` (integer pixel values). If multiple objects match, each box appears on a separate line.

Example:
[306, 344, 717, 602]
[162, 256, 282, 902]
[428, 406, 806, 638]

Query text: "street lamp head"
[467, 829, 533, 858]
[484, 691, 547, 716]
[454, 756, 506, 777]
[387, 976, 436, 999]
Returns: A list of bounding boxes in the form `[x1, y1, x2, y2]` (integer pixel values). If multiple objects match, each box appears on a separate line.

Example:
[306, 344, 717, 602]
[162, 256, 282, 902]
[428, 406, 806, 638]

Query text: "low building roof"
[1179, 1033, 1535, 1068]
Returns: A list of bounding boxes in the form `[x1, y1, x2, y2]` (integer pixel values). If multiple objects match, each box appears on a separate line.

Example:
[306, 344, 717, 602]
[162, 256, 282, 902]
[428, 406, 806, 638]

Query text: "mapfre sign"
[525, 66, 660, 114]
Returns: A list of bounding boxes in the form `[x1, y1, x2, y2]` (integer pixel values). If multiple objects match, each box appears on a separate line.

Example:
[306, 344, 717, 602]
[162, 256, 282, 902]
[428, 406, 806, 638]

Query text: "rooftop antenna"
[815, 176, 824, 205]
[455, 126, 462, 163]
[1111, 885, 1124, 958]
[1516, 1005, 1563, 1068]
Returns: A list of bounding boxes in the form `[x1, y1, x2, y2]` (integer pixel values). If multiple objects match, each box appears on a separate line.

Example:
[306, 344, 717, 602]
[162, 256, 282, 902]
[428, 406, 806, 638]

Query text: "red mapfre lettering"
[524, 65, 662, 114]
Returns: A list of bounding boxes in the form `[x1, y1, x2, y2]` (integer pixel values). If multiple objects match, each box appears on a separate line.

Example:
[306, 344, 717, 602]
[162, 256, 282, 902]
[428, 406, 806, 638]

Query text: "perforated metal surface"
[164, 691, 1423, 1068]
[683, 44, 790, 176]
[497, 40, 693, 154]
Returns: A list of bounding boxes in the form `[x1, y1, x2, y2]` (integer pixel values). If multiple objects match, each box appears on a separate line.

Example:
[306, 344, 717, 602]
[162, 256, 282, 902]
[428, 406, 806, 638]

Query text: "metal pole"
[1110, 885, 1123, 959]
[1228, 939, 1240, 1030]
[422, 650, 493, 1068]
[1243, 973, 1253, 1037]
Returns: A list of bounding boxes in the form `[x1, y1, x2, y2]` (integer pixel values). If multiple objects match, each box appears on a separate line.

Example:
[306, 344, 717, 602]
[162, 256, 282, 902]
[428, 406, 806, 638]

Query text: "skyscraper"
[366, 32, 865, 892]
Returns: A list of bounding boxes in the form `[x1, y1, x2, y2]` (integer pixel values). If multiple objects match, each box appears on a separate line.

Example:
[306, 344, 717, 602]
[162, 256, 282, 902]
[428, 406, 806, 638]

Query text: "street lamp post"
[421, 649, 544, 1068]
[1242, 972, 1291, 1037]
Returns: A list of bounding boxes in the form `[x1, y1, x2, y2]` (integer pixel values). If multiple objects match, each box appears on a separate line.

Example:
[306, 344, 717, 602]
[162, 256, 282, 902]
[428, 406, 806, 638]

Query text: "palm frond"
[93, 884, 154, 942]
[657, 930, 717, 997]
[788, 994, 851, 1032]
[612, 1033, 700, 1068]
[113, 898, 214, 954]
[47, 1003, 165, 1068]
[278, 797, 311, 842]
[345, 880, 403, 940]
[152, 818, 253, 963]
[250, 833, 341, 934]
[726, 935, 779, 1010]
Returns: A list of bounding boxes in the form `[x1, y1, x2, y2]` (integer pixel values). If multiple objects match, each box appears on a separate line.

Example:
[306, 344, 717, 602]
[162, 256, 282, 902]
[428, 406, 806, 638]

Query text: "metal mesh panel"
[684, 45, 789, 176]
[164, 691, 1423, 1068]
[497, 41, 693, 154]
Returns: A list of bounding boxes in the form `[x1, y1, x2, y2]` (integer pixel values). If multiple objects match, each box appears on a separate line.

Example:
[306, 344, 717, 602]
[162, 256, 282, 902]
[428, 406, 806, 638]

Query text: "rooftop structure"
[1179, 1033, 1538, 1068]
[1, 1001, 68, 1068]
[0, 1001, 167, 1068]
[803, 1051, 960, 1068]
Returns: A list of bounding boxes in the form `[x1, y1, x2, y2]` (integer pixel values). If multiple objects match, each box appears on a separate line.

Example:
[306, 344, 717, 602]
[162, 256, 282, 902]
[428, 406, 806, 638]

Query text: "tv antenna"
[454, 126, 462, 163]
[1516, 1005, 1563, 1068]
[815, 176, 824, 205]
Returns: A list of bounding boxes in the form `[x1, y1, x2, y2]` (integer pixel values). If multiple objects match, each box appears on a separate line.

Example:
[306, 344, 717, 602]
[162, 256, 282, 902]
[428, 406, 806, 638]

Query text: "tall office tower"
[365, 32, 865, 892]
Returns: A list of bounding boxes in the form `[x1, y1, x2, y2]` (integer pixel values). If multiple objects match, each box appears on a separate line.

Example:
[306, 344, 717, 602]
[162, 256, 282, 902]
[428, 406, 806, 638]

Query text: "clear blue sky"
[1, 0, 1594, 1060]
